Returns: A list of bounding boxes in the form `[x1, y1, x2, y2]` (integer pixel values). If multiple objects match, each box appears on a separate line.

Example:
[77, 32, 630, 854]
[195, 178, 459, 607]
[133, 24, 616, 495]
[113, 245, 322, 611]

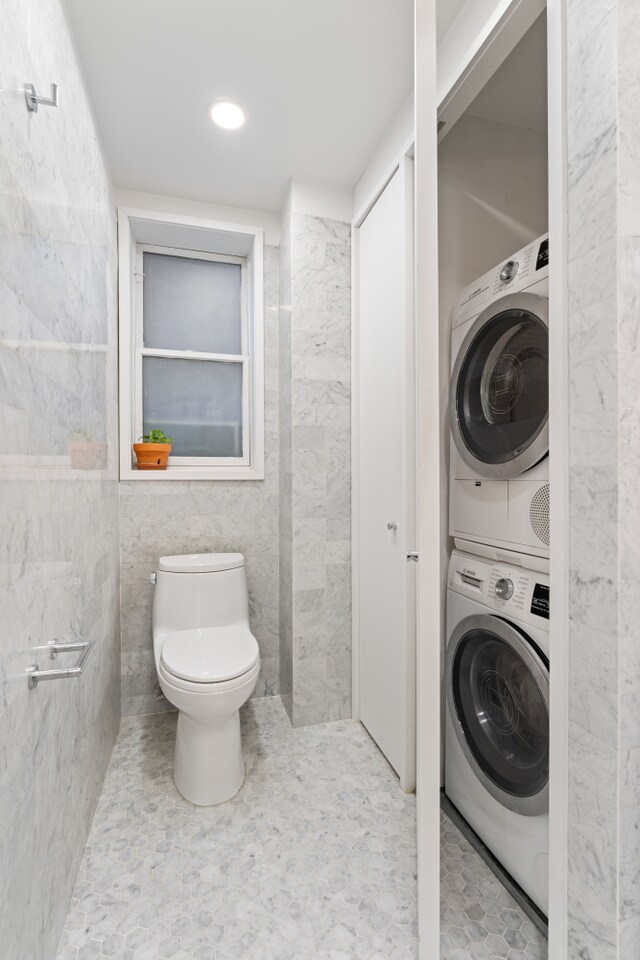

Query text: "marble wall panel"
[0, 0, 120, 957]
[616, 1, 640, 950]
[566, 1, 640, 956]
[278, 221, 294, 720]
[279, 213, 351, 727]
[566, 0, 619, 951]
[119, 246, 280, 716]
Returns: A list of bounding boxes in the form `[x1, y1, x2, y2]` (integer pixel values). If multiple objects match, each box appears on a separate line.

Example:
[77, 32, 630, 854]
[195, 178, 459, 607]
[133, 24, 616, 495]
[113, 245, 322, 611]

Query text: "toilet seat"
[158, 655, 260, 695]
[160, 625, 259, 684]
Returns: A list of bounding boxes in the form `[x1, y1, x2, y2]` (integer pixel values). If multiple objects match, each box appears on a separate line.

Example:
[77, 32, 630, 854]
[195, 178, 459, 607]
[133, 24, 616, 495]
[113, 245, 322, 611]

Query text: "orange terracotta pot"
[133, 442, 172, 470]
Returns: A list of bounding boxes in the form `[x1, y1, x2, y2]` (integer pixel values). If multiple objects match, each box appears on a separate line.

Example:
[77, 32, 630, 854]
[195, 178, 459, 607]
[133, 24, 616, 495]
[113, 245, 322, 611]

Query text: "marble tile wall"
[119, 245, 280, 716]
[566, 1, 640, 956]
[279, 212, 352, 726]
[616, 2, 640, 953]
[278, 221, 294, 718]
[0, 0, 121, 957]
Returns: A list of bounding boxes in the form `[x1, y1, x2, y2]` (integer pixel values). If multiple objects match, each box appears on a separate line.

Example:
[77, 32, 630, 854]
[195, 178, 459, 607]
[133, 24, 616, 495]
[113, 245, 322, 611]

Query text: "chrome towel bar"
[27, 639, 94, 689]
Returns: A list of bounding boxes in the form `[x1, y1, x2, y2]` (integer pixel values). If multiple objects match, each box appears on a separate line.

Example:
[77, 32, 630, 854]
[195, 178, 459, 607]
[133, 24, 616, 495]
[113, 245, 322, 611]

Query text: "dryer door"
[450, 292, 548, 479]
[445, 613, 549, 816]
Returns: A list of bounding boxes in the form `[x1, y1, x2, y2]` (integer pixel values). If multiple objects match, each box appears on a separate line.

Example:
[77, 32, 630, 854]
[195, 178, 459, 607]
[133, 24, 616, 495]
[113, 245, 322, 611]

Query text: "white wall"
[115, 188, 282, 246]
[436, 0, 546, 138]
[353, 93, 414, 219]
[281, 180, 353, 228]
[438, 0, 525, 98]
[438, 112, 548, 325]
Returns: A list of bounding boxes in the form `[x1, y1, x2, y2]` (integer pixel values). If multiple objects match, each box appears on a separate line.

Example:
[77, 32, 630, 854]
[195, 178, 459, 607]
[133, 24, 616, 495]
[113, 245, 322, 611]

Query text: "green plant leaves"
[139, 429, 173, 444]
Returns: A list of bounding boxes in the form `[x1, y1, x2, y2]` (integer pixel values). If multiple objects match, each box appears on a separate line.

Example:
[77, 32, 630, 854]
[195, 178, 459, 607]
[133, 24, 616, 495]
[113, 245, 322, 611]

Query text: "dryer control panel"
[454, 232, 550, 329]
[448, 550, 550, 630]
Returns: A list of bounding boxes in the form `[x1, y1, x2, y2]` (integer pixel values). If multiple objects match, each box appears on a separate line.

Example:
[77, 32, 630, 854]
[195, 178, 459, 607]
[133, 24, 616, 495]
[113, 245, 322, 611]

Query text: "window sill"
[120, 465, 265, 481]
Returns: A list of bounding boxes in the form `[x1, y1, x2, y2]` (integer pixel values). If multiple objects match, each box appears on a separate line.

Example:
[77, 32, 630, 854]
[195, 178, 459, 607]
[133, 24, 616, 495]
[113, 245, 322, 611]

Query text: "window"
[118, 209, 264, 480]
[137, 246, 248, 463]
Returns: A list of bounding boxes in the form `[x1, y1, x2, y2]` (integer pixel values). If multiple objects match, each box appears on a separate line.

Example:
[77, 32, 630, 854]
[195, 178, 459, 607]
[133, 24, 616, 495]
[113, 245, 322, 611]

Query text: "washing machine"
[449, 233, 550, 557]
[444, 548, 550, 915]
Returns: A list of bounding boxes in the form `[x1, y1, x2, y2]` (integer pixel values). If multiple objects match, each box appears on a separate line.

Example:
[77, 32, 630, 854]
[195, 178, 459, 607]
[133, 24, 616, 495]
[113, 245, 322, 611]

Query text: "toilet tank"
[152, 553, 249, 636]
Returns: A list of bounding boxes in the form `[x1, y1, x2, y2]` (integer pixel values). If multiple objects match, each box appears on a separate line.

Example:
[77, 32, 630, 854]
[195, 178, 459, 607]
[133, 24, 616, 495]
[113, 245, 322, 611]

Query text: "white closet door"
[357, 159, 416, 791]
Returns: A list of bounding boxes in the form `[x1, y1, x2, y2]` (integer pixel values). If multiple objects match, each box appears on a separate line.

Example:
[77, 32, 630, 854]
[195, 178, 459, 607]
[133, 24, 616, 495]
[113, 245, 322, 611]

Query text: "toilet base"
[156, 657, 260, 806]
[174, 709, 245, 806]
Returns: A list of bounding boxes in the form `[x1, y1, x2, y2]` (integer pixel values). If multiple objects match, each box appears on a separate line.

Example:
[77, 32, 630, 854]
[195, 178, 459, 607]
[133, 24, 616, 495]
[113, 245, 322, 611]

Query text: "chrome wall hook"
[24, 82, 58, 113]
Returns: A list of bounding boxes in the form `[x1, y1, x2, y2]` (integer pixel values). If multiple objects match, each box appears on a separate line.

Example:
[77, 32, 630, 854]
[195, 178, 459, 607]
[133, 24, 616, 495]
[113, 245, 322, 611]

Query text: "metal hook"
[24, 82, 58, 113]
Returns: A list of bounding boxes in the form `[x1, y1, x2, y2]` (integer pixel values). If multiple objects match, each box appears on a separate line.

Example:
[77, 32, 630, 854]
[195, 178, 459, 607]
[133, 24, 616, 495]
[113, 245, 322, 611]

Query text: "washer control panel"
[454, 232, 549, 328]
[449, 550, 550, 629]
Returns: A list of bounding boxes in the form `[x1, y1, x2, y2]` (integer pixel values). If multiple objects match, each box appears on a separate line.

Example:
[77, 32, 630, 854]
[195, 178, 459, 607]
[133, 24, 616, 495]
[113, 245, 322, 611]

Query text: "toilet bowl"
[152, 552, 260, 805]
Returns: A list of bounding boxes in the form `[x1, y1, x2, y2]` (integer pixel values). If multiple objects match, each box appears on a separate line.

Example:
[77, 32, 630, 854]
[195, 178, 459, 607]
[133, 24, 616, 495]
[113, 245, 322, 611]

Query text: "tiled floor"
[440, 813, 547, 960]
[56, 698, 546, 960]
[56, 699, 418, 960]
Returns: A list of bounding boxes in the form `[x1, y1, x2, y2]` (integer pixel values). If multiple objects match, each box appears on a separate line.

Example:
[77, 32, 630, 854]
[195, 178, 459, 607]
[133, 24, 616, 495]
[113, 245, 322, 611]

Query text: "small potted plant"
[133, 429, 173, 470]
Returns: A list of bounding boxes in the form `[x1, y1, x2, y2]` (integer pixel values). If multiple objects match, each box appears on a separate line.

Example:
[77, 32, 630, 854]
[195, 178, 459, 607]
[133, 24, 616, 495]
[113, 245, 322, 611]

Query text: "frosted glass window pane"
[142, 356, 243, 457]
[143, 253, 242, 354]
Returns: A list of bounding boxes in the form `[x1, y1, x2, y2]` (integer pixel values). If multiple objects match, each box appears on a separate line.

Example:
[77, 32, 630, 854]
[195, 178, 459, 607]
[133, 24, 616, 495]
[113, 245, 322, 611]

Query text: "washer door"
[445, 613, 549, 816]
[450, 292, 549, 479]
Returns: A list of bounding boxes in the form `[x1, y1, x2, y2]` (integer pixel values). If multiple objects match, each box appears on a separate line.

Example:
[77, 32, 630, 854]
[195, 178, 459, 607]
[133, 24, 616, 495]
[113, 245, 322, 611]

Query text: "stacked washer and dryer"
[444, 234, 551, 918]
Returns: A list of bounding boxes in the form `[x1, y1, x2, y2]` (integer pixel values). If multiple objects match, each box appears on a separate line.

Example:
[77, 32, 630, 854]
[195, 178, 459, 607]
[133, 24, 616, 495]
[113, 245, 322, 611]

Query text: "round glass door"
[450, 293, 549, 478]
[445, 614, 549, 816]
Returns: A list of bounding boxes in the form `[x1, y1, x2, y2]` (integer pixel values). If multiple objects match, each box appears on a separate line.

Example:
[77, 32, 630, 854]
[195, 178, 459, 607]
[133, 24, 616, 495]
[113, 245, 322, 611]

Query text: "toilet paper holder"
[26, 638, 94, 689]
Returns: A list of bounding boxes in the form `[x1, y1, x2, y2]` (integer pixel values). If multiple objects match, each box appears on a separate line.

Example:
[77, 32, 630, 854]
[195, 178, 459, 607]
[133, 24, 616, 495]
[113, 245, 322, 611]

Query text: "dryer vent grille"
[530, 483, 550, 546]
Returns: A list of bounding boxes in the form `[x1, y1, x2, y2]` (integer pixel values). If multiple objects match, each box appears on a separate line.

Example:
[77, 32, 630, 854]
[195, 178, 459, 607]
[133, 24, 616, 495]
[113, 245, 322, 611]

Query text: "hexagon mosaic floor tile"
[439, 811, 547, 960]
[56, 697, 546, 960]
[55, 699, 417, 960]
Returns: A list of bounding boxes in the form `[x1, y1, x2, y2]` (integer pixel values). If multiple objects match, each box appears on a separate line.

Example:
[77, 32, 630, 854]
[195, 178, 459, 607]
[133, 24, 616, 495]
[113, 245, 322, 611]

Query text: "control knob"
[495, 577, 514, 600]
[499, 259, 519, 284]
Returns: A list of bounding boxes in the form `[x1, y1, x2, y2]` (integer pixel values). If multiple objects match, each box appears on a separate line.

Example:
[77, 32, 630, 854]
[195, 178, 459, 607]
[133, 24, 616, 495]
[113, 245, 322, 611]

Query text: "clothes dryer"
[449, 234, 550, 557]
[445, 548, 550, 915]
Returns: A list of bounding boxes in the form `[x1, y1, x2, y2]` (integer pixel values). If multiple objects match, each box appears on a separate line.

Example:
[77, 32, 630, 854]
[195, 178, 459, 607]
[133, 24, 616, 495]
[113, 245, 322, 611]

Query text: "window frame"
[134, 244, 250, 467]
[118, 207, 265, 481]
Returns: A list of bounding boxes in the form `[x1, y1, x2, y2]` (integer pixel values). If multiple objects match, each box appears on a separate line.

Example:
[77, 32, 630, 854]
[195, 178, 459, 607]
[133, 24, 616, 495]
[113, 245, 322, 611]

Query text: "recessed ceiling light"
[209, 100, 247, 130]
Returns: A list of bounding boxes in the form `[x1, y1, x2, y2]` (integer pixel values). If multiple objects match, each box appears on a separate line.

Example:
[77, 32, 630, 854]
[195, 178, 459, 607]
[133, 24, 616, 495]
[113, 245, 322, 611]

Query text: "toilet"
[152, 552, 260, 806]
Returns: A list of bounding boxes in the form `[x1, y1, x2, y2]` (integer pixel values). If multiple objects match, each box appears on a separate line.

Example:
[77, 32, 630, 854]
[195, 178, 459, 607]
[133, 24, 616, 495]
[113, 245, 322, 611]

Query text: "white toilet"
[152, 552, 260, 806]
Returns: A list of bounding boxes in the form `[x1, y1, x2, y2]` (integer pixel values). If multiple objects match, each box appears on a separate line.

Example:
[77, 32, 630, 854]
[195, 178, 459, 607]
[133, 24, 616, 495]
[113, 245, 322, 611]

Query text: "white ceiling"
[64, 0, 414, 213]
[466, 12, 548, 132]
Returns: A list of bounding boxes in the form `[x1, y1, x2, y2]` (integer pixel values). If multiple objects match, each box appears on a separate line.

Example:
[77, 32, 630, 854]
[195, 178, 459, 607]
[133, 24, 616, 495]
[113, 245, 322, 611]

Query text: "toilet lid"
[160, 625, 259, 683]
[158, 553, 244, 573]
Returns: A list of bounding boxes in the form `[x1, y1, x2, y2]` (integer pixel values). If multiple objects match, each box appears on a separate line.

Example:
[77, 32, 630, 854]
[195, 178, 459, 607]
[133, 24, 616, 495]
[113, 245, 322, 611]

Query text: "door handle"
[407, 552, 419, 562]
[387, 522, 398, 531]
